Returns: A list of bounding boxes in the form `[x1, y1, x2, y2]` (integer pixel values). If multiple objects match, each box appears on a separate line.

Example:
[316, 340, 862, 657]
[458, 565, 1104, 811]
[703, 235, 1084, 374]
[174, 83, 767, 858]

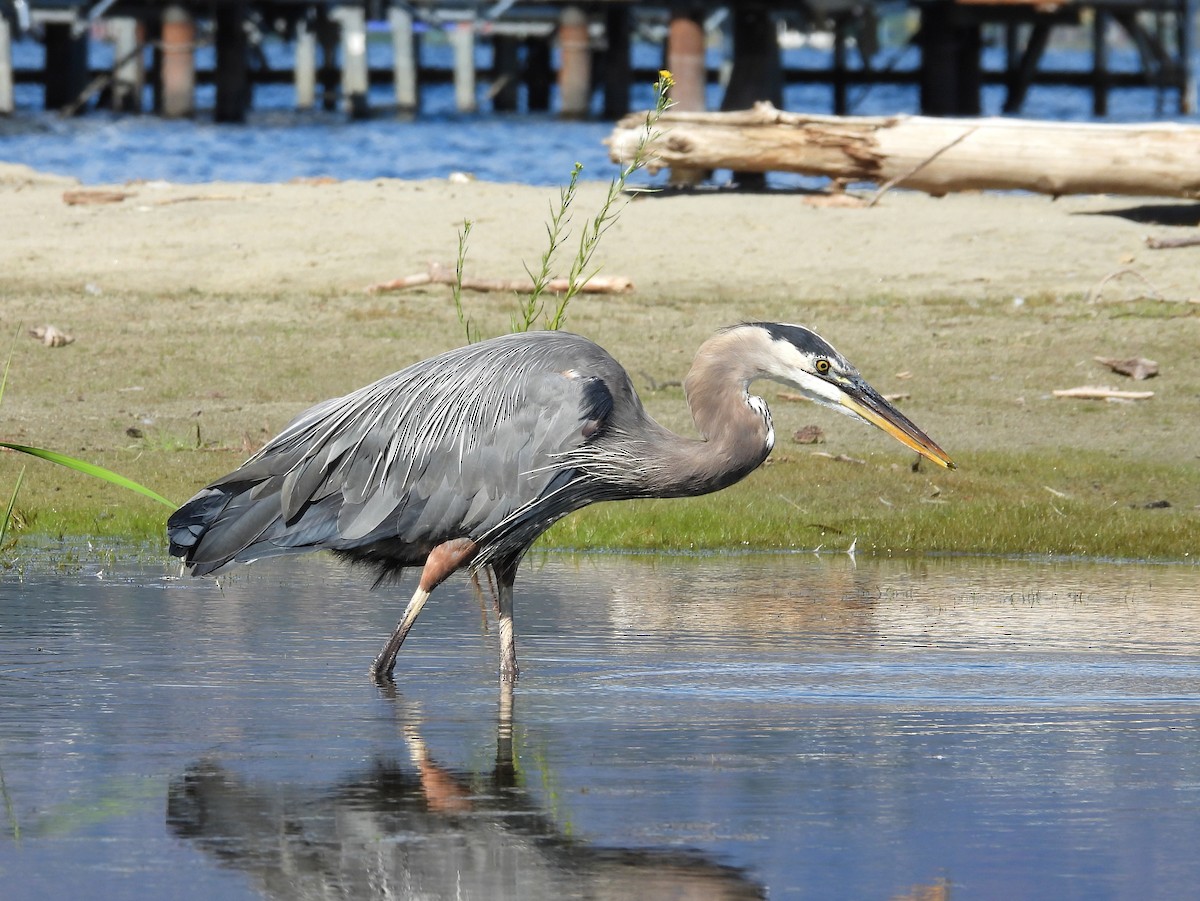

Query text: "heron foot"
[368, 651, 397, 683]
[368, 632, 405, 682]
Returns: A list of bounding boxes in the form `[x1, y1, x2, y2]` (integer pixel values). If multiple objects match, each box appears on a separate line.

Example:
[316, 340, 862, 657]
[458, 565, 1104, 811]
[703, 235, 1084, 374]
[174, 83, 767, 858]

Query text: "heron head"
[747, 322, 956, 470]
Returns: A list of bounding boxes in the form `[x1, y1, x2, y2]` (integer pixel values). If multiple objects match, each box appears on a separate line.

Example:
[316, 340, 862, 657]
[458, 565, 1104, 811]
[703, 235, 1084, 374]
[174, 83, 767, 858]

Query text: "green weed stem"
[547, 71, 676, 331]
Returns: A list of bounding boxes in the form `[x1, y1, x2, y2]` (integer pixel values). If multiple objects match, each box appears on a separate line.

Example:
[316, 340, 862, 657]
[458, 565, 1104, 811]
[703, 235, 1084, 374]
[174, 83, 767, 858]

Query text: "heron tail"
[167, 483, 279, 576]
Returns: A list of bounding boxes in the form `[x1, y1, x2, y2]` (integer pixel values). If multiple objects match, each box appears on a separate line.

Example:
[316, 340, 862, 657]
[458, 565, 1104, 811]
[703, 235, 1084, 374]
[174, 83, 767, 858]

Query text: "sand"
[4, 164, 1197, 305]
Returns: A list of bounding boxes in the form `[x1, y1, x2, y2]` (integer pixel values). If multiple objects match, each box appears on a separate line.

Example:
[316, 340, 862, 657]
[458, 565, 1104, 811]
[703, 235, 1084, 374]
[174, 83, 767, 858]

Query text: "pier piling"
[316, 13, 339, 112]
[335, 5, 369, 118]
[389, 5, 417, 113]
[492, 33, 520, 112]
[43, 17, 88, 112]
[108, 17, 143, 113]
[600, 5, 631, 119]
[525, 34, 552, 111]
[159, 4, 196, 118]
[557, 5, 591, 118]
[0, 15, 13, 115]
[214, 1, 250, 122]
[667, 9, 706, 112]
[453, 18, 477, 114]
[294, 17, 316, 110]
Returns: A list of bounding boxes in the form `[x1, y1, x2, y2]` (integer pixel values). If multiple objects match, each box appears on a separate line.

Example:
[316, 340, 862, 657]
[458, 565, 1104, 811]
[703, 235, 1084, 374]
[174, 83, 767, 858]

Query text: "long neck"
[634, 330, 774, 498]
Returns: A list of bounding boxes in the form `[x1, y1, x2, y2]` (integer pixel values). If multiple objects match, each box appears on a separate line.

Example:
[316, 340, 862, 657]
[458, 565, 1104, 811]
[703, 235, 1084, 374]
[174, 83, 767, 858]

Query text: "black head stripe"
[751, 322, 839, 359]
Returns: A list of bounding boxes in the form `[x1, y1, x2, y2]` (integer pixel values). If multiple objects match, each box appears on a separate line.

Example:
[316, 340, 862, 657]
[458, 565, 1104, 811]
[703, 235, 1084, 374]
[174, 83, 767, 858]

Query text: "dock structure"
[0, 1, 1194, 120]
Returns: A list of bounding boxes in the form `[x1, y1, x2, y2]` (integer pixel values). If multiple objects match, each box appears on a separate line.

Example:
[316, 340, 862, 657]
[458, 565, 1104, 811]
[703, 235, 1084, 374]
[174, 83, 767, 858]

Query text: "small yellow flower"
[658, 69, 675, 89]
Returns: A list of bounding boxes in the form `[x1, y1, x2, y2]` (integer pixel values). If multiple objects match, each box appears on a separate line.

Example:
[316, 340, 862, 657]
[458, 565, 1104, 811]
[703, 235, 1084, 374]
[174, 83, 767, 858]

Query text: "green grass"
[3, 445, 1194, 562]
[4, 273, 1198, 562]
[546, 448, 1198, 561]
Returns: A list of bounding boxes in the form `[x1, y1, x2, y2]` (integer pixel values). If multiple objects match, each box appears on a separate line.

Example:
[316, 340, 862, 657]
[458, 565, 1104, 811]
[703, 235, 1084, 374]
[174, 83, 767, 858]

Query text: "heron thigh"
[417, 538, 479, 592]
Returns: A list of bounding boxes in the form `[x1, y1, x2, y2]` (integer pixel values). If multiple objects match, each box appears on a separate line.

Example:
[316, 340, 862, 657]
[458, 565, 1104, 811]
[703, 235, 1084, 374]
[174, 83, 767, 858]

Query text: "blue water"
[2, 552, 1199, 900]
[0, 33, 1195, 187]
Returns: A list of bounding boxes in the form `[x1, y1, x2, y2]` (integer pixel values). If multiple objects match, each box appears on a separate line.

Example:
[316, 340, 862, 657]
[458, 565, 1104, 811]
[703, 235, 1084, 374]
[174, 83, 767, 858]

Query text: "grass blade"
[0, 465, 25, 550]
[0, 443, 177, 510]
[0, 323, 21, 407]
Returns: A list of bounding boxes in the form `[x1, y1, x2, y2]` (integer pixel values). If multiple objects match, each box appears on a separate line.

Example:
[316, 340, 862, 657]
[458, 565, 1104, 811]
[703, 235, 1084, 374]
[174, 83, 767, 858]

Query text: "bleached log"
[1052, 386, 1154, 400]
[1146, 234, 1200, 250]
[366, 262, 634, 296]
[63, 189, 131, 205]
[607, 103, 1200, 199]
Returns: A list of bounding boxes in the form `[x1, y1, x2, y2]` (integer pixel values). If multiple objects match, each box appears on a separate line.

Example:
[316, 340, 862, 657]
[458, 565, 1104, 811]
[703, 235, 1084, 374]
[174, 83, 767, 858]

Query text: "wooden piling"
[389, 5, 418, 113]
[918, 1, 982, 116]
[317, 13, 339, 111]
[721, 5, 782, 110]
[832, 15, 850, 115]
[525, 35, 552, 111]
[214, 1, 249, 122]
[43, 18, 89, 112]
[108, 17, 143, 113]
[452, 19, 477, 113]
[665, 8, 709, 184]
[667, 8, 700, 111]
[492, 33, 521, 112]
[160, 4, 195, 118]
[667, 9, 706, 111]
[295, 18, 316, 110]
[1091, 8, 1110, 117]
[0, 15, 13, 115]
[1183, 0, 1197, 113]
[336, 5, 369, 118]
[558, 5, 591, 118]
[720, 3, 781, 188]
[1002, 20, 1052, 114]
[601, 5, 631, 119]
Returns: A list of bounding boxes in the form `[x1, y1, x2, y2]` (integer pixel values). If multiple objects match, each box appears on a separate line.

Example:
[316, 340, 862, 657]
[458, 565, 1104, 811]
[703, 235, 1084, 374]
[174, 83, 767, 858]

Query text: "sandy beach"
[5, 162, 1198, 304]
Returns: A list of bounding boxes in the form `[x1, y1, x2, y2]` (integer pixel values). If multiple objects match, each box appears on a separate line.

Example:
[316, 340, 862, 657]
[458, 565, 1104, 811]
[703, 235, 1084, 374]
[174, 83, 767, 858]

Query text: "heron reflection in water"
[168, 683, 767, 900]
[168, 322, 953, 680]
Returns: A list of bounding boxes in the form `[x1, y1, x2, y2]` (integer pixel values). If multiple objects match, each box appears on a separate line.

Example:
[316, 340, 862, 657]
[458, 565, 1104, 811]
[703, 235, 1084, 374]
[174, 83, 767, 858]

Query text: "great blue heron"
[168, 322, 953, 681]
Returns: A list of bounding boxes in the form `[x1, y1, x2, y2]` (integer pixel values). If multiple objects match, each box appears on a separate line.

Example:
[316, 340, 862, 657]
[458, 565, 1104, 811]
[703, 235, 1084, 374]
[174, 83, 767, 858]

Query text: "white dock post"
[295, 17, 316, 109]
[0, 16, 13, 115]
[336, 5, 369, 117]
[452, 18, 476, 113]
[390, 4, 417, 113]
[109, 17, 144, 112]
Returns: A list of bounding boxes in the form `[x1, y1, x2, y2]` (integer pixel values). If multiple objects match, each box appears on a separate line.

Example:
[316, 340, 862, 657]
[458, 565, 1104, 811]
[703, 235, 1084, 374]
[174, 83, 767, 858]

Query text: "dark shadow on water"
[166, 682, 764, 901]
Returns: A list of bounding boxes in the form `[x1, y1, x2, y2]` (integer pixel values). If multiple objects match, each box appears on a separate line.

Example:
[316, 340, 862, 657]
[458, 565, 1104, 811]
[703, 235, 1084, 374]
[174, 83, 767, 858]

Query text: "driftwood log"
[1052, 386, 1154, 401]
[607, 103, 1200, 199]
[366, 262, 633, 296]
[1146, 234, 1200, 250]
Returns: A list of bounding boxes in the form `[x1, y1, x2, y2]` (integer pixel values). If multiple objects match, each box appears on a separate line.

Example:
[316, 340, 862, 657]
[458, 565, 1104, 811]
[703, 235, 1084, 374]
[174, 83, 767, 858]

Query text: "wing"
[169, 331, 622, 576]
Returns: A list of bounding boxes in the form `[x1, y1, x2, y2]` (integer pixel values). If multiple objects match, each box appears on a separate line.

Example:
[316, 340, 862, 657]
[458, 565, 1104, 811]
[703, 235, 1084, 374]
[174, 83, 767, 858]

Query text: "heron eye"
[815, 358, 831, 375]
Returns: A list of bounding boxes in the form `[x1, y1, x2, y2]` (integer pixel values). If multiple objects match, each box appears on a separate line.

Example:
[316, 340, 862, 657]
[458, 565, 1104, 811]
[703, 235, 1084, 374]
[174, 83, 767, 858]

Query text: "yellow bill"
[839, 383, 956, 470]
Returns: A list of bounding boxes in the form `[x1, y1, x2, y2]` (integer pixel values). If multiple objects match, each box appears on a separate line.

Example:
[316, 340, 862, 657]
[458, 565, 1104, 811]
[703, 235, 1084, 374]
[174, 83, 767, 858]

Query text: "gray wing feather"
[174, 331, 625, 573]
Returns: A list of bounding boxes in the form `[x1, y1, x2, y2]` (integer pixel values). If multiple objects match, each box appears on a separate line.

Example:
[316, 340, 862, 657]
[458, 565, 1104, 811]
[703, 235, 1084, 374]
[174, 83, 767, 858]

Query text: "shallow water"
[1, 552, 1198, 899]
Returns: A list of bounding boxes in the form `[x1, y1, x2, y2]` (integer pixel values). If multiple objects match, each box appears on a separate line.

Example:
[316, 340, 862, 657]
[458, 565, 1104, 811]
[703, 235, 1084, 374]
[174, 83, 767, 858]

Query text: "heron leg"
[370, 537, 477, 681]
[494, 562, 519, 682]
[369, 585, 431, 680]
